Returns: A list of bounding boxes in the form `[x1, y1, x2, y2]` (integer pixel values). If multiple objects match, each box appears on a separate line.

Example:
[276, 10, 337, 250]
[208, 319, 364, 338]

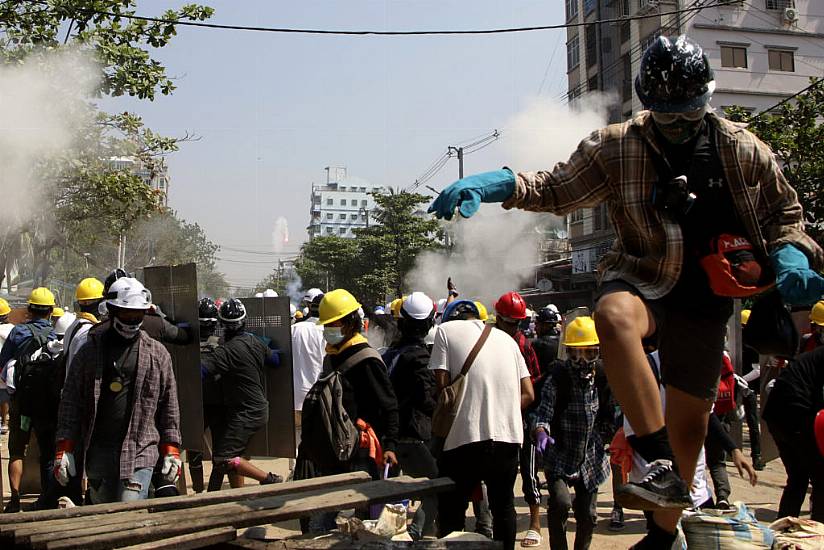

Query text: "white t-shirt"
[0, 323, 13, 390]
[64, 319, 94, 379]
[291, 317, 326, 411]
[624, 351, 710, 507]
[428, 320, 530, 452]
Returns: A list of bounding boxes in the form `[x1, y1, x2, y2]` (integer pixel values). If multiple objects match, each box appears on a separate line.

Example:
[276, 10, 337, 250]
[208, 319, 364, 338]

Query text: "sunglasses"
[651, 108, 707, 125]
[567, 347, 600, 362]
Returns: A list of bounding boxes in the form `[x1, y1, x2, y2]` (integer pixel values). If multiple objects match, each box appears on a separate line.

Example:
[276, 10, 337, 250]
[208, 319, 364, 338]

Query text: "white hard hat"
[54, 312, 77, 336]
[106, 277, 152, 310]
[374, 306, 386, 315]
[402, 292, 435, 320]
[262, 289, 278, 298]
[546, 304, 559, 314]
[289, 303, 297, 318]
[304, 288, 323, 302]
[254, 292, 264, 298]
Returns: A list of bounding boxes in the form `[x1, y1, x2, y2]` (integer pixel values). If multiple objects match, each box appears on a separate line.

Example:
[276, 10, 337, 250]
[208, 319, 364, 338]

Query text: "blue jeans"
[88, 467, 154, 504]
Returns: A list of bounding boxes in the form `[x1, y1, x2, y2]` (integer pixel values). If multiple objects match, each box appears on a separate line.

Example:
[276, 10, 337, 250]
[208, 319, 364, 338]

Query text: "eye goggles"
[567, 347, 600, 362]
[651, 108, 707, 125]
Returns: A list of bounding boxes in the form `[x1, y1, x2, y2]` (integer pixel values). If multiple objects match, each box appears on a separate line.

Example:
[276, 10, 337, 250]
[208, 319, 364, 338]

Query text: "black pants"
[396, 440, 439, 538]
[768, 420, 824, 522]
[438, 441, 519, 550]
[705, 416, 731, 503]
[520, 428, 542, 507]
[546, 477, 598, 550]
[742, 390, 761, 458]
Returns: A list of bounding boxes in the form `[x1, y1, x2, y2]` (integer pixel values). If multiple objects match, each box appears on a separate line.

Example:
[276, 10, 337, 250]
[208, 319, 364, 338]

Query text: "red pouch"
[699, 234, 774, 298]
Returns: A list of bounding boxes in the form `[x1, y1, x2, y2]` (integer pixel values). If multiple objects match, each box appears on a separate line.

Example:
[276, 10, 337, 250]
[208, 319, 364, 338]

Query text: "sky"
[103, 1, 568, 289]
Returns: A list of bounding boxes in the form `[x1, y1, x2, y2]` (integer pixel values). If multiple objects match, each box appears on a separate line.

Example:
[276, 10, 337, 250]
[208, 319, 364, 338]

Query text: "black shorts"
[7, 398, 30, 459]
[211, 408, 267, 461]
[595, 280, 732, 401]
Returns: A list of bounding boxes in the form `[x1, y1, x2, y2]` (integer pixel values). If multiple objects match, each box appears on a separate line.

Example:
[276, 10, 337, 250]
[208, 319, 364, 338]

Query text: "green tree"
[726, 79, 824, 245]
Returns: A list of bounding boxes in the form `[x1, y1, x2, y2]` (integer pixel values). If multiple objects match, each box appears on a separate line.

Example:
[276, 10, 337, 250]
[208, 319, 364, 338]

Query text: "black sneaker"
[608, 507, 625, 531]
[716, 499, 730, 509]
[261, 472, 283, 485]
[3, 497, 20, 514]
[616, 459, 692, 510]
[752, 456, 765, 471]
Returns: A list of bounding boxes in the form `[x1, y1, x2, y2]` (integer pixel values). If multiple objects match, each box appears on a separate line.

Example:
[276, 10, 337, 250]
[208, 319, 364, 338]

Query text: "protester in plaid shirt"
[54, 278, 181, 504]
[431, 35, 824, 549]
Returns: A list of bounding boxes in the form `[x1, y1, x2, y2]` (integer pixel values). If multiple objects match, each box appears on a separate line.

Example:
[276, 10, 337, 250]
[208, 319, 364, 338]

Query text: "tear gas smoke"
[0, 50, 99, 228]
[286, 274, 304, 305]
[406, 94, 613, 304]
[272, 217, 289, 253]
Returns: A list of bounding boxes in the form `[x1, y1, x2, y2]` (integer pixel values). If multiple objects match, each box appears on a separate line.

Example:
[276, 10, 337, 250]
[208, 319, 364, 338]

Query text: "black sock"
[627, 426, 675, 464]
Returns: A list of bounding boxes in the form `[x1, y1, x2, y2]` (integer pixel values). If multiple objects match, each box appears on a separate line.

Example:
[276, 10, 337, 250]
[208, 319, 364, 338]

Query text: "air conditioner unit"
[783, 7, 800, 23]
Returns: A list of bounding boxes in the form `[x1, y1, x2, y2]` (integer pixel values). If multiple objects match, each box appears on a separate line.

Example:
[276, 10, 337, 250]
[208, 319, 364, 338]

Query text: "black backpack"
[300, 347, 383, 471]
[13, 323, 62, 422]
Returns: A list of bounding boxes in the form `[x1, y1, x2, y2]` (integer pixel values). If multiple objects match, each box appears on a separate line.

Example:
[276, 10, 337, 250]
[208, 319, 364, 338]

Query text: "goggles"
[567, 347, 600, 362]
[651, 108, 707, 125]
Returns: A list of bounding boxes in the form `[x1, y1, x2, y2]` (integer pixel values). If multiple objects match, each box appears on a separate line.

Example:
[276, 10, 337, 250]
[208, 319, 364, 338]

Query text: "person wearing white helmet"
[262, 289, 278, 298]
[382, 292, 439, 540]
[54, 278, 182, 504]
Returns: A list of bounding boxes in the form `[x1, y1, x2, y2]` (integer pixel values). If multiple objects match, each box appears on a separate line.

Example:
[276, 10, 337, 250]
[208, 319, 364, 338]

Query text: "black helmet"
[635, 35, 715, 113]
[218, 298, 247, 328]
[103, 268, 131, 295]
[198, 298, 218, 322]
[536, 307, 560, 325]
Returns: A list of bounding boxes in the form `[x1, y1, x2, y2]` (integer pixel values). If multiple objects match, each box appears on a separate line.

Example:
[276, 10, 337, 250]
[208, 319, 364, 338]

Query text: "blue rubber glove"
[427, 169, 516, 220]
[266, 349, 281, 367]
[771, 244, 824, 306]
[200, 364, 209, 381]
[535, 429, 555, 454]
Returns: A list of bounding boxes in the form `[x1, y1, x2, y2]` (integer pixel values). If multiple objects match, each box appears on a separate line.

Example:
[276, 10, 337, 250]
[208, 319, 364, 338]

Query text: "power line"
[19, 0, 739, 37]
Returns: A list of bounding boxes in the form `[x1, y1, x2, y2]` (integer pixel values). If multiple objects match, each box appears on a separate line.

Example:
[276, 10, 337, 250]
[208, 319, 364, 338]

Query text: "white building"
[307, 168, 386, 240]
[562, 0, 823, 294]
[108, 156, 170, 206]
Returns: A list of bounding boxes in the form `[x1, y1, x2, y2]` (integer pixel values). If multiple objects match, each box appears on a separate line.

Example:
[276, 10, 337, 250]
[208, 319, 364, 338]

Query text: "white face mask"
[323, 327, 346, 346]
[112, 316, 143, 340]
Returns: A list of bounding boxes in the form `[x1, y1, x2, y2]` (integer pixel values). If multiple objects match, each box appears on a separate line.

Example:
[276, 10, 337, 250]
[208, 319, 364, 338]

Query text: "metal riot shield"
[240, 296, 296, 458]
[143, 263, 204, 451]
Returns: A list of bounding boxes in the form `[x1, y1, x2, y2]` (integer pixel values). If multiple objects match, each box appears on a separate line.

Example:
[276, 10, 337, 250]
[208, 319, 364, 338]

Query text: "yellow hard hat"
[295, 310, 304, 320]
[28, 287, 56, 307]
[741, 309, 751, 326]
[52, 307, 65, 319]
[811, 301, 824, 327]
[76, 277, 104, 302]
[390, 297, 406, 319]
[564, 316, 599, 347]
[474, 301, 489, 322]
[0, 298, 10, 317]
[319, 289, 362, 326]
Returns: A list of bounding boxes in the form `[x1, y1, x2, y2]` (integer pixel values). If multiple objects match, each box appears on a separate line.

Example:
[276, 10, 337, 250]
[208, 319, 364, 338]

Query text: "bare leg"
[233, 458, 268, 482]
[528, 503, 541, 532]
[229, 473, 245, 488]
[8, 458, 22, 497]
[594, 291, 662, 435]
[652, 387, 711, 532]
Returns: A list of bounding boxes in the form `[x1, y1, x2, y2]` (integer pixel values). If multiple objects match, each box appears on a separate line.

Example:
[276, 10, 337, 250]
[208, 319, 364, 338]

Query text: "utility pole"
[447, 146, 464, 179]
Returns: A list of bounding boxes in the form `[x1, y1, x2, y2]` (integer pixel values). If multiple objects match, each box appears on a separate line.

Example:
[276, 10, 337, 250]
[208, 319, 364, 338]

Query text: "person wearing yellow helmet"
[0, 288, 57, 512]
[801, 301, 824, 354]
[531, 316, 616, 550]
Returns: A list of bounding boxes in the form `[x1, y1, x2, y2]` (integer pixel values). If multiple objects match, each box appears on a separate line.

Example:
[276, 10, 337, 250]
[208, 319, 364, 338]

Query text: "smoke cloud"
[271, 217, 289, 253]
[406, 94, 613, 305]
[0, 49, 99, 227]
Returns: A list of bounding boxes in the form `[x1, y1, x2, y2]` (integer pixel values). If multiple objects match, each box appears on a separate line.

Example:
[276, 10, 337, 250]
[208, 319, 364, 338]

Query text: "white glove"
[160, 453, 182, 484]
[54, 450, 76, 487]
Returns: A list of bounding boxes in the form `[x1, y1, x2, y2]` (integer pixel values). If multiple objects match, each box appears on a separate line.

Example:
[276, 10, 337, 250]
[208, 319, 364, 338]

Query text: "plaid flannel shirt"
[503, 111, 823, 300]
[515, 330, 541, 384]
[532, 364, 610, 492]
[56, 326, 181, 480]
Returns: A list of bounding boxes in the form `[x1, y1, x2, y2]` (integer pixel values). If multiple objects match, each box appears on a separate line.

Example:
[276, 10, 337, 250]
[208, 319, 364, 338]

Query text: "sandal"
[521, 529, 542, 547]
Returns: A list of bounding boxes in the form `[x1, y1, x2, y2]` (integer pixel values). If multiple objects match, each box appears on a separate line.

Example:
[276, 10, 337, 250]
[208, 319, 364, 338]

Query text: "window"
[620, 20, 630, 44]
[570, 209, 584, 223]
[720, 46, 748, 68]
[360, 187, 367, 192]
[326, 198, 333, 205]
[585, 25, 597, 68]
[565, 0, 578, 19]
[583, 0, 595, 15]
[768, 49, 795, 72]
[567, 36, 580, 71]
[339, 227, 346, 235]
[766, 0, 794, 9]
[588, 76, 598, 92]
[326, 213, 333, 220]
[339, 213, 346, 220]
[339, 186, 346, 191]
[361, 214, 367, 220]
[340, 199, 347, 206]
[326, 227, 333, 234]
[361, 200, 368, 206]
[350, 214, 358, 220]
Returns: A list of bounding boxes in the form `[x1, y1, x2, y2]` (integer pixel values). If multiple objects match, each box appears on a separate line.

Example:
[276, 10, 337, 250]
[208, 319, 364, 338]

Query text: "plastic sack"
[681, 502, 773, 549]
[743, 290, 799, 359]
[770, 517, 824, 550]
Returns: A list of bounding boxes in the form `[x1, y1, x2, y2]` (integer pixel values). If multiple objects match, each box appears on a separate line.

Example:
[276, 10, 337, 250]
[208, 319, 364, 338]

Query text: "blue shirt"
[0, 319, 56, 367]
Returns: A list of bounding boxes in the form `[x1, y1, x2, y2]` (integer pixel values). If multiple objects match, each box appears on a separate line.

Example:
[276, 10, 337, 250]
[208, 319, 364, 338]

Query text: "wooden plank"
[115, 527, 236, 550]
[7, 510, 149, 544]
[0, 472, 371, 528]
[227, 538, 503, 549]
[41, 477, 454, 550]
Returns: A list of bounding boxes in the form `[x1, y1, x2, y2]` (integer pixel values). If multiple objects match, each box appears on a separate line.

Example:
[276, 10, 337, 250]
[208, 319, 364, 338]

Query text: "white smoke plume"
[285, 273, 303, 305]
[0, 50, 99, 227]
[406, 94, 613, 304]
[272, 217, 289, 253]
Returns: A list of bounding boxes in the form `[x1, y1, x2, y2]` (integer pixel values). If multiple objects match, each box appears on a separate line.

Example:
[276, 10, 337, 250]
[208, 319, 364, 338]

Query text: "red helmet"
[494, 291, 527, 320]
[816, 410, 824, 457]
